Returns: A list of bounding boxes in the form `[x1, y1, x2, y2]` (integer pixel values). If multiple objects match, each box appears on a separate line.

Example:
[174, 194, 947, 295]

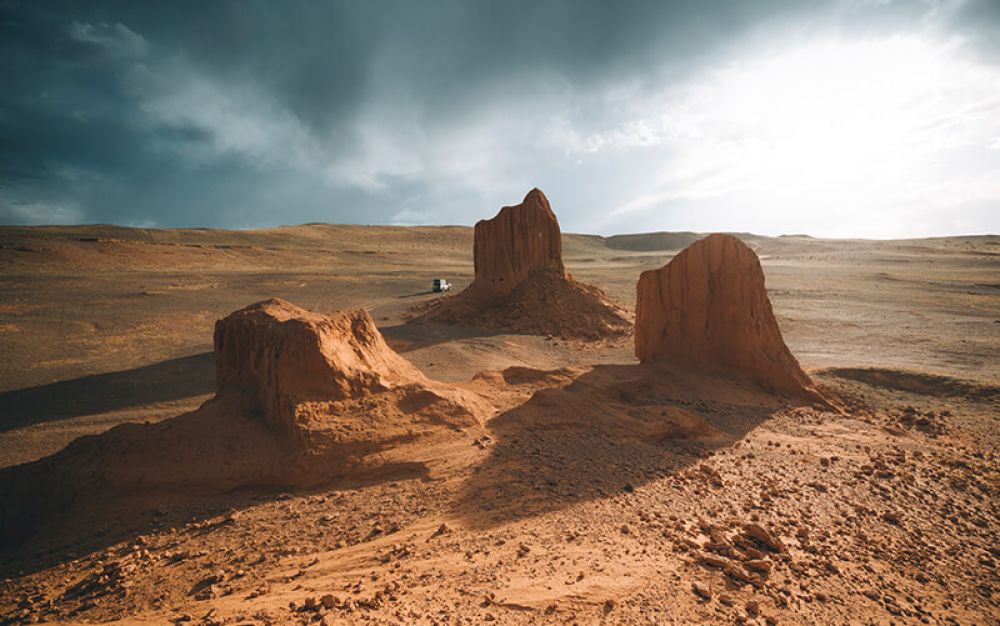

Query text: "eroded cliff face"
[426, 189, 630, 339]
[471, 188, 565, 297]
[635, 234, 817, 397]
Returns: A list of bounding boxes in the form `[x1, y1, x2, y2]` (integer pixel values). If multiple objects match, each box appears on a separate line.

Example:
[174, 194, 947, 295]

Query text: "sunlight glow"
[599, 36, 1000, 237]
[696, 38, 966, 196]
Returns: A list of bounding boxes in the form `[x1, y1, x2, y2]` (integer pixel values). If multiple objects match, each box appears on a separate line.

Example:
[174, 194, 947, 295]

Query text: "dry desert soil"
[0, 224, 998, 625]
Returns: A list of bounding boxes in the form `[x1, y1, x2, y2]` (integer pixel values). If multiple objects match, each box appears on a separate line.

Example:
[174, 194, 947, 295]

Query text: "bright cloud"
[589, 36, 1000, 237]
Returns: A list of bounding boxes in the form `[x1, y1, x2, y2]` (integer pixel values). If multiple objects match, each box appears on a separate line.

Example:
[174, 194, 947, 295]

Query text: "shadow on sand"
[0, 463, 431, 579]
[0, 392, 432, 576]
[380, 319, 508, 353]
[450, 363, 788, 529]
[397, 289, 437, 298]
[0, 361, 799, 579]
[0, 353, 214, 432]
[820, 367, 999, 403]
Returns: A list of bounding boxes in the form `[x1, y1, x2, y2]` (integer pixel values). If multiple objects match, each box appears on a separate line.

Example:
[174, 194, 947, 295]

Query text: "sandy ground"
[0, 225, 997, 625]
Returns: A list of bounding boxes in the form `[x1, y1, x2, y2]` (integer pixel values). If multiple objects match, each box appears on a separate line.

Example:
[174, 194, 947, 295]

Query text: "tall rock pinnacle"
[635, 234, 819, 397]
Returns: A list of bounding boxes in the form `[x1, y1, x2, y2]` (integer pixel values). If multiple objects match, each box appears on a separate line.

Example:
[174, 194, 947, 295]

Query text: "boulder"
[635, 234, 817, 397]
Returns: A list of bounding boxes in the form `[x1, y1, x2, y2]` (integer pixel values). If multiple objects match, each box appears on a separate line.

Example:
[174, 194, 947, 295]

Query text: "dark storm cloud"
[949, 0, 1000, 61]
[1, 0, 998, 231]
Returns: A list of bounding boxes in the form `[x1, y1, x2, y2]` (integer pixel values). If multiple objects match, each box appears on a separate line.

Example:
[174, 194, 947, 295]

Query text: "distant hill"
[602, 231, 769, 252]
[603, 231, 702, 251]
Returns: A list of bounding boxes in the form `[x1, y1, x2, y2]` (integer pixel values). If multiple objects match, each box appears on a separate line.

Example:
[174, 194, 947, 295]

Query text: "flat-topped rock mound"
[220, 299, 489, 448]
[216, 299, 425, 402]
[635, 234, 820, 399]
[425, 189, 630, 339]
[214, 298, 485, 445]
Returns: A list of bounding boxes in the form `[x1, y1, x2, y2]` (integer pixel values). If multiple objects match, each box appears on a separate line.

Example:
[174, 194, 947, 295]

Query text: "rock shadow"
[452, 362, 796, 529]
[0, 394, 432, 575]
[0, 352, 214, 432]
[820, 367, 999, 403]
[380, 319, 509, 353]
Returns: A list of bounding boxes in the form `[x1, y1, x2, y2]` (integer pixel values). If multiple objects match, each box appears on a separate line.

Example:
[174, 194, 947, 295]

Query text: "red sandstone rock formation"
[635, 234, 819, 397]
[0, 299, 488, 547]
[215, 299, 424, 436]
[425, 189, 630, 339]
[472, 188, 565, 296]
[215, 298, 484, 445]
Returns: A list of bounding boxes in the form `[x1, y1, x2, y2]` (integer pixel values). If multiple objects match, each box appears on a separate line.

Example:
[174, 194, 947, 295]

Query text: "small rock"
[882, 511, 902, 526]
[700, 553, 728, 569]
[724, 562, 755, 584]
[743, 523, 785, 552]
[432, 523, 451, 537]
[692, 582, 711, 600]
[194, 585, 219, 601]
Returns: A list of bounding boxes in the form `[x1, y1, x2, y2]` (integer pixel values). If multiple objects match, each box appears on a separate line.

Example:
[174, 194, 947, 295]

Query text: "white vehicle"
[432, 278, 451, 292]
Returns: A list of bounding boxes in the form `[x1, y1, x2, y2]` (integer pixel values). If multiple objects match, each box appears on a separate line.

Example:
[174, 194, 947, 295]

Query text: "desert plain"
[0, 213, 997, 625]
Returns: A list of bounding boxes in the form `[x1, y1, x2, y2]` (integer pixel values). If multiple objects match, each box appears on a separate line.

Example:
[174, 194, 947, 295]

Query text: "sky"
[1, 0, 999, 238]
